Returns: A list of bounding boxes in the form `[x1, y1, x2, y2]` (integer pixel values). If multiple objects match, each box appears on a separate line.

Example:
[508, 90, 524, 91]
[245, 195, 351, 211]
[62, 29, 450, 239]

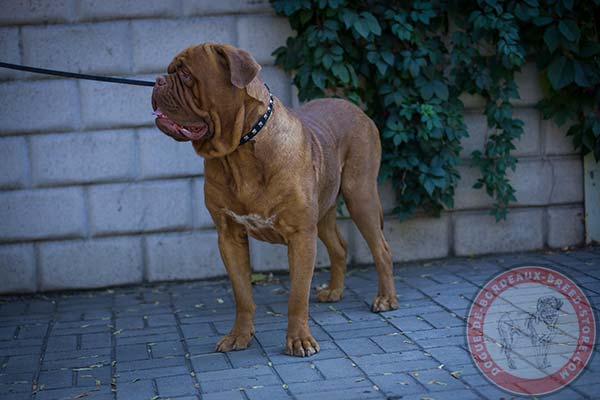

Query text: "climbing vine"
[271, 0, 600, 221]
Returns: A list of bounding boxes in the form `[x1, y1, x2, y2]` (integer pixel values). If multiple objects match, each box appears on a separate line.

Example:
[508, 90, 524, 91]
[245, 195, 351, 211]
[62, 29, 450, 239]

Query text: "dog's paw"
[285, 335, 321, 357]
[215, 332, 253, 352]
[316, 286, 344, 302]
[371, 294, 399, 313]
[285, 334, 320, 357]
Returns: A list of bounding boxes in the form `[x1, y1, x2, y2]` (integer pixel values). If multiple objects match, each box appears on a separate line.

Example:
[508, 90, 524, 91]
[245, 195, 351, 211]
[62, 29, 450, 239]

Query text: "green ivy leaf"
[558, 20, 580, 42]
[543, 25, 560, 52]
[353, 19, 370, 38]
[573, 61, 590, 87]
[311, 69, 326, 89]
[331, 63, 350, 83]
[322, 54, 333, 69]
[547, 56, 574, 90]
[361, 12, 382, 35]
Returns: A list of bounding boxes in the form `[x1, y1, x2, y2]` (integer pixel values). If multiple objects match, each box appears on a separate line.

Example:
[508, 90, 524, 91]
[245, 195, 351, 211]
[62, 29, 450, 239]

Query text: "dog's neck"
[239, 82, 273, 145]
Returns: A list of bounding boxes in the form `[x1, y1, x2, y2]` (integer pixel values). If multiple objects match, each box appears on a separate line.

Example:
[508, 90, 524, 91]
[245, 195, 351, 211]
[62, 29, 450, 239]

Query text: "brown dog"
[152, 43, 398, 357]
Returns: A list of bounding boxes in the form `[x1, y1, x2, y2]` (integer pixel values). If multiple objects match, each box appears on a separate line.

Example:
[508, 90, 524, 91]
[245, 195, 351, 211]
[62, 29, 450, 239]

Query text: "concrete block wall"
[0, 1, 584, 293]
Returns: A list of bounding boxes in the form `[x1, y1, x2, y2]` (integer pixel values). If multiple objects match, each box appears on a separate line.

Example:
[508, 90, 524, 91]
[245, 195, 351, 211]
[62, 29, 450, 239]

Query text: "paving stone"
[386, 316, 434, 332]
[289, 377, 381, 399]
[116, 380, 155, 400]
[314, 357, 363, 379]
[274, 361, 322, 383]
[38, 369, 73, 390]
[197, 365, 280, 392]
[370, 334, 420, 353]
[335, 337, 384, 356]
[0, 248, 599, 399]
[190, 353, 230, 373]
[227, 347, 269, 368]
[369, 373, 424, 397]
[202, 390, 245, 400]
[155, 374, 196, 397]
[408, 368, 468, 392]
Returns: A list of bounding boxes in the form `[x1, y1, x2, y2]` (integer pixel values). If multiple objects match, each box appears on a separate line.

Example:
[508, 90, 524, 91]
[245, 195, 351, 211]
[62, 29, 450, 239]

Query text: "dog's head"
[537, 295, 563, 323]
[151, 43, 266, 158]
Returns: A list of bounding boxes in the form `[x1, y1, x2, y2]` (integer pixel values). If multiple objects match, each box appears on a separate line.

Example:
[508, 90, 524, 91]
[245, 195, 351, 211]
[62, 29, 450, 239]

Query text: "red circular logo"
[467, 266, 596, 396]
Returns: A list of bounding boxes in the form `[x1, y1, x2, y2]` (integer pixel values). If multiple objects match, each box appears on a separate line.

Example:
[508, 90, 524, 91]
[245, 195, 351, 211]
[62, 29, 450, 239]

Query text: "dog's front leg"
[214, 221, 255, 352]
[286, 230, 320, 357]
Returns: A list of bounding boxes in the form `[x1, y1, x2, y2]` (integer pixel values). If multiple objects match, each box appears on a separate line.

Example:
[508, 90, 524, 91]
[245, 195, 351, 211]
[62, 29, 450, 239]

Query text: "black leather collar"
[239, 83, 273, 145]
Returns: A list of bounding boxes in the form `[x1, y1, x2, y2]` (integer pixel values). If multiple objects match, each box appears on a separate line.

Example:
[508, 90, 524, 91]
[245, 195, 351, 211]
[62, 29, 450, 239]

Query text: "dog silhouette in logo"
[497, 295, 563, 369]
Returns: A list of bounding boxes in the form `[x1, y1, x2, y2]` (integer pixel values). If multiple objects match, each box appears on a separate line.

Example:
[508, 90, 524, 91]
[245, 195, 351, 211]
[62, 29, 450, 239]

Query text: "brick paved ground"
[1, 247, 599, 400]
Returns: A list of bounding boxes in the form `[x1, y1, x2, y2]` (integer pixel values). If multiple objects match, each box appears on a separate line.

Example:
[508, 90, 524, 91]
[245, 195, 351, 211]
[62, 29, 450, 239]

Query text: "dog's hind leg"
[315, 206, 348, 302]
[340, 122, 398, 312]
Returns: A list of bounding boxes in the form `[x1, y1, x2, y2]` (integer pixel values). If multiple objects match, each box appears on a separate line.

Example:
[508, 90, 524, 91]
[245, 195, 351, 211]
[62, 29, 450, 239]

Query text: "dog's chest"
[222, 208, 284, 243]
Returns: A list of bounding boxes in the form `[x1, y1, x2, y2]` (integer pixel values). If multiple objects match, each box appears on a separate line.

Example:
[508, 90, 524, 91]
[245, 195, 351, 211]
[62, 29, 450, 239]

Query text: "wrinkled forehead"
[167, 43, 223, 74]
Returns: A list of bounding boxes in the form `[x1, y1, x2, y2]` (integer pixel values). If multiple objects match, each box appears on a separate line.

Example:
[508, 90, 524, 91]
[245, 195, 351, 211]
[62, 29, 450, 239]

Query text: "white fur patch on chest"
[222, 209, 276, 231]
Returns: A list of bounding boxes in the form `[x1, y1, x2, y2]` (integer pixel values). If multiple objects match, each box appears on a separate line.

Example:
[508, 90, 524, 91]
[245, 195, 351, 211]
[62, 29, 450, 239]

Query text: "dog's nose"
[155, 76, 167, 86]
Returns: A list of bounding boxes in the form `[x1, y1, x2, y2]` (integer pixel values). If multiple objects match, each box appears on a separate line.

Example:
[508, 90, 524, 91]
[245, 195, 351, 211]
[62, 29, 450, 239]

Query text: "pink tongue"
[152, 108, 207, 140]
[180, 124, 208, 140]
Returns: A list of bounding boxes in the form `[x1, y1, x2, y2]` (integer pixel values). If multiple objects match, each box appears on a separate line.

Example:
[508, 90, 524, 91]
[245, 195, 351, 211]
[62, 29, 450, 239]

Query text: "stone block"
[259, 66, 292, 107]
[131, 17, 236, 73]
[0, 80, 79, 135]
[249, 239, 287, 272]
[138, 127, 204, 179]
[512, 107, 540, 156]
[22, 22, 131, 75]
[80, 75, 155, 130]
[461, 112, 487, 158]
[0, 136, 28, 189]
[191, 178, 216, 228]
[379, 180, 397, 215]
[78, 0, 178, 21]
[543, 119, 577, 155]
[550, 157, 583, 204]
[459, 93, 485, 109]
[547, 206, 584, 248]
[453, 208, 544, 256]
[0, 0, 75, 25]
[455, 160, 554, 209]
[510, 159, 553, 205]
[352, 214, 449, 263]
[250, 219, 350, 271]
[514, 62, 543, 106]
[453, 165, 492, 210]
[0, 27, 24, 80]
[146, 230, 225, 281]
[182, 0, 273, 16]
[0, 243, 36, 294]
[39, 237, 143, 290]
[89, 180, 192, 235]
[31, 129, 136, 186]
[0, 187, 85, 241]
[237, 15, 293, 65]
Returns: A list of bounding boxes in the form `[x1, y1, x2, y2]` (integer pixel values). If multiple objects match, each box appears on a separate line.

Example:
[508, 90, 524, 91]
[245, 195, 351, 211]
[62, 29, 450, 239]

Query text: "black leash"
[0, 62, 155, 87]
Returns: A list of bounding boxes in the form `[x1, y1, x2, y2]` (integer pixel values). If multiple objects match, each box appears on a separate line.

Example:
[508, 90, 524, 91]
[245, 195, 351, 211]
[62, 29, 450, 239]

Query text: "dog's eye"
[180, 68, 194, 85]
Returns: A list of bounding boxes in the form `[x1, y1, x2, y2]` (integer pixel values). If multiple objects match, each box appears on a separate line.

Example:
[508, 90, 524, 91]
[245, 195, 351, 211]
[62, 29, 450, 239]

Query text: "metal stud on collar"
[239, 83, 273, 145]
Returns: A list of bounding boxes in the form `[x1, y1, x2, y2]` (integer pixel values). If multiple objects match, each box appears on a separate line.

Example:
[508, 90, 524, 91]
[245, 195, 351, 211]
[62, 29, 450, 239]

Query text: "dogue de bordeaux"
[151, 43, 398, 357]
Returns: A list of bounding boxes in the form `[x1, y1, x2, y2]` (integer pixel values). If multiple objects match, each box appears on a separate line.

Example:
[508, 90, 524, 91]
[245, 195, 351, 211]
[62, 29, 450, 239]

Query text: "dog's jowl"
[152, 43, 398, 357]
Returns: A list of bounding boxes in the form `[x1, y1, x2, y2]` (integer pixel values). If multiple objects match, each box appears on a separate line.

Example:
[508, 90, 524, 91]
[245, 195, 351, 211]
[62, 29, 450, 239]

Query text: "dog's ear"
[556, 298, 563, 310]
[218, 45, 261, 89]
